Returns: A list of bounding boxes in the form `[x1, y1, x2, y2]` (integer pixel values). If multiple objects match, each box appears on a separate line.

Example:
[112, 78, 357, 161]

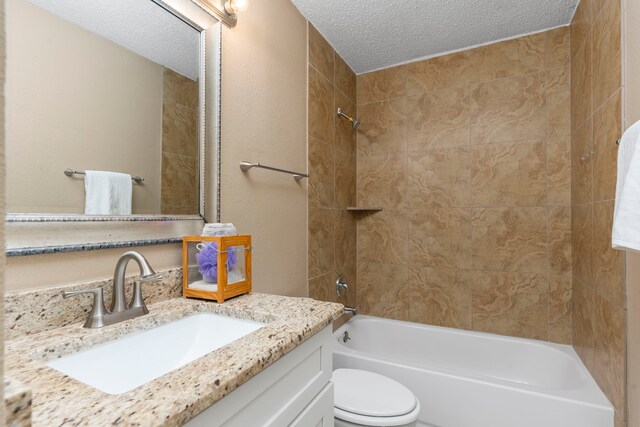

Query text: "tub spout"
[344, 306, 357, 316]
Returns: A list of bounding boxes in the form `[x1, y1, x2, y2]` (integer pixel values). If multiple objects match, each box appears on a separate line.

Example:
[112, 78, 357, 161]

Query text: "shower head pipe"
[337, 107, 361, 128]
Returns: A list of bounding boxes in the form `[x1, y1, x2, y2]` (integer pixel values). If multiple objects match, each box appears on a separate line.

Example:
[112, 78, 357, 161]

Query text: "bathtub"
[333, 315, 613, 427]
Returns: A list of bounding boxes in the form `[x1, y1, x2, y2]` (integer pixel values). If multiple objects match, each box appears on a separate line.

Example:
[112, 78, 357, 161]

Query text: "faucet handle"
[129, 273, 162, 314]
[63, 287, 102, 299]
[336, 275, 349, 297]
[63, 287, 108, 328]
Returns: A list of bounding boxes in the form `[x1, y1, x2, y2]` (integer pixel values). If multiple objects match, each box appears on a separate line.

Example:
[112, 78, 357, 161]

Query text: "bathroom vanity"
[4, 294, 342, 426]
[187, 322, 334, 426]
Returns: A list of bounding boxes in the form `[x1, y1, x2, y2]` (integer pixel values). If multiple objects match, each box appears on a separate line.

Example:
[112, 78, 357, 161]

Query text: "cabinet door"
[186, 326, 332, 427]
[290, 383, 334, 427]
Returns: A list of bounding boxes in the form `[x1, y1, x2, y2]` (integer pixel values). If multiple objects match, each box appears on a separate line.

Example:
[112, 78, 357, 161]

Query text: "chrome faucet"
[110, 251, 161, 314]
[344, 306, 357, 316]
[63, 251, 162, 328]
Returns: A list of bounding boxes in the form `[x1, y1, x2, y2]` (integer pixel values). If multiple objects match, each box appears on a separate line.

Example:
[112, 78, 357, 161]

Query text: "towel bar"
[64, 168, 145, 184]
[239, 162, 308, 181]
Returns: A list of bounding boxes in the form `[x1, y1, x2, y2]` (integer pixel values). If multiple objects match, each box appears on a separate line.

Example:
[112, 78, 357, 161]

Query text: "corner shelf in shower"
[346, 207, 383, 212]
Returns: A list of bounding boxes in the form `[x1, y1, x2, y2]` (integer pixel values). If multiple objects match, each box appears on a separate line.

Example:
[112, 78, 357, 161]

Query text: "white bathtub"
[333, 315, 613, 427]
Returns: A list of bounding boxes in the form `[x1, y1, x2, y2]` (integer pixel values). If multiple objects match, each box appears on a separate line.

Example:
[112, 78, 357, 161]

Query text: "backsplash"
[5, 267, 183, 340]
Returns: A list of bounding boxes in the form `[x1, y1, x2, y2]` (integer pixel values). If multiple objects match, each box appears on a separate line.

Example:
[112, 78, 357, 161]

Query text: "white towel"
[202, 223, 237, 236]
[84, 170, 132, 215]
[612, 120, 640, 251]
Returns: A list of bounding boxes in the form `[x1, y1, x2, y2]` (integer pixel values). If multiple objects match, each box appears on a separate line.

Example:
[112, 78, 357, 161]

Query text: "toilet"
[332, 368, 420, 427]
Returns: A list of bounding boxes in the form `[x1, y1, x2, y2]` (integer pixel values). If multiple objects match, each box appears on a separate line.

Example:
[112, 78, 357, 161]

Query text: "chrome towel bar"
[239, 161, 308, 181]
[64, 168, 145, 184]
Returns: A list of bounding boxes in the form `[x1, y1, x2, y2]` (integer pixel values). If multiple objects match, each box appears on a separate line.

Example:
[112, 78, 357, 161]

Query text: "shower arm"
[337, 108, 361, 128]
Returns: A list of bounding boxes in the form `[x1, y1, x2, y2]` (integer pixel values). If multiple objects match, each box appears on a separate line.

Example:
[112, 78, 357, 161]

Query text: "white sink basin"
[45, 313, 265, 394]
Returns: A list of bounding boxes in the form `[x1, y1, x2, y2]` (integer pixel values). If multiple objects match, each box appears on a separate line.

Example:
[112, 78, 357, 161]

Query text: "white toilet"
[332, 368, 420, 427]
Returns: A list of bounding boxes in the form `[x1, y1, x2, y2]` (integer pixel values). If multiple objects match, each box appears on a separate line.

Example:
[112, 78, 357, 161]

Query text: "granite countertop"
[5, 293, 343, 426]
[5, 377, 31, 426]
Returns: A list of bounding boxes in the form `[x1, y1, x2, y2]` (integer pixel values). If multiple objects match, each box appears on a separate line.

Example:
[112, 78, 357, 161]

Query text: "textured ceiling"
[291, 0, 579, 74]
[26, 0, 200, 79]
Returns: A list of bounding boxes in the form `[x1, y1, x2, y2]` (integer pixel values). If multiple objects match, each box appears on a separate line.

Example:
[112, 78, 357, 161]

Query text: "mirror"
[7, 0, 203, 216]
[5, 0, 222, 255]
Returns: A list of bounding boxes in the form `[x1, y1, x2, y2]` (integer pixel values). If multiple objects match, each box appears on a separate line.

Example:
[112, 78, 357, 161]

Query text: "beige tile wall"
[307, 24, 358, 307]
[354, 29, 573, 342]
[570, 0, 626, 425]
[623, 0, 640, 423]
[161, 67, 199, 215]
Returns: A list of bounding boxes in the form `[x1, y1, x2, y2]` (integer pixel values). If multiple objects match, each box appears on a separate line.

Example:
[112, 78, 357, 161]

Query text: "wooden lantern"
[182, 235, 252, 302]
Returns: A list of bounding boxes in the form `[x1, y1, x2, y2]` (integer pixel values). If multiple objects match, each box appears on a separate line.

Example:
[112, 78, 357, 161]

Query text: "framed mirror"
[5, 0, 221, 256]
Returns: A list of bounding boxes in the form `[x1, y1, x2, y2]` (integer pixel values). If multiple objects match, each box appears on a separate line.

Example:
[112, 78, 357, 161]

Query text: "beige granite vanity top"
[5, 293, 343, 426]
[5, 377, 31, 426]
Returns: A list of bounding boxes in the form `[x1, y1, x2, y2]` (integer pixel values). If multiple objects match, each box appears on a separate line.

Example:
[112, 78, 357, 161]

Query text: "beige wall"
[6, 0, 162, 215]
[219, 0, 308, 297]
[624, 0, 640, 424]
[5, 244, 182, 292]
[5, 0, 309, 295]
[570, 0, 626, 424]
[352, 29, 572, 343]
[307, 24, 358, 308]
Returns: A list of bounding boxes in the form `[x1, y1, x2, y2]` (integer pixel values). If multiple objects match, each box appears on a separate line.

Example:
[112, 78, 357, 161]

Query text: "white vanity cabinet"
[186, 325, 334, 426]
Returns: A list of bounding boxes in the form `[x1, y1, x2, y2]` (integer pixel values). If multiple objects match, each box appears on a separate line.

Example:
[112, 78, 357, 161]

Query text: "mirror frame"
[5, 0, 221, 257]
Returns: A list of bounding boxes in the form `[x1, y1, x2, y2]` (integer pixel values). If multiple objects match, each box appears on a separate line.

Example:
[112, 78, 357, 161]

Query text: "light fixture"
[191, 0, 245, 28]
[224, 0, 249, 15]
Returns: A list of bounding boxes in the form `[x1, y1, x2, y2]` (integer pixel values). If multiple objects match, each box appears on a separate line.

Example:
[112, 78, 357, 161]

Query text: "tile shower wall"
[570, 0, 626, 424]
[161, 67, 199, 215]
[307, 24, 358, 308]
[355, 29, 572, 343]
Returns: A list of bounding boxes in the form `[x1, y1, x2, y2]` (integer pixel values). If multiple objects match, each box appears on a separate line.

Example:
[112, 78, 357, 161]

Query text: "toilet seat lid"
[333, 369, 417, 417]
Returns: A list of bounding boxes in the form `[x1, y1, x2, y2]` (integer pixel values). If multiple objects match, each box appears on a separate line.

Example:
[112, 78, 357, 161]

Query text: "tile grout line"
[404, 69, 411, 321]
[468, 74, 475, 332]
[310, 61, 357, 107]
[544, 33, 552, 342]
